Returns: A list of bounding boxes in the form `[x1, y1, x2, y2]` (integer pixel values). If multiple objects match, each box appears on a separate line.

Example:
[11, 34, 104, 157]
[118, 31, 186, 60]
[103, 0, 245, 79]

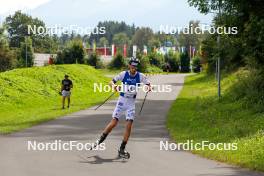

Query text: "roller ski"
[89, 133, 108, 150]
[118, 149, 130, 159]
[89, 140, 99, 150]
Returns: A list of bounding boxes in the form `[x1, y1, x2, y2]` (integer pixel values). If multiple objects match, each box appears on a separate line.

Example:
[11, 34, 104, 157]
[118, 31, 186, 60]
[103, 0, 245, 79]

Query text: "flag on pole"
[93, 41, 96, 52]
[123, 44, 127, 58]
[111, 44, 116, 56]
[192, 47, 196, 58]
[143, 45, 147, 55]
[133, 45, 137, 58]
[189, 45, 192, 59]
[104, 44, 107, 56]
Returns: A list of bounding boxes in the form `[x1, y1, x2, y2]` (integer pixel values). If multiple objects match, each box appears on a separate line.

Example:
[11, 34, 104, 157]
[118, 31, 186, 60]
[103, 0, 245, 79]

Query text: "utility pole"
[25, 36, 28, 67]
[217, 0, 222, 99]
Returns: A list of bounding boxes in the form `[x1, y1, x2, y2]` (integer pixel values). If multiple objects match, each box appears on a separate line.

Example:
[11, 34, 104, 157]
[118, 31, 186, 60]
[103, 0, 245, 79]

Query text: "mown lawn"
[0, 64, 113, 134]
[167, 72, 264, 171]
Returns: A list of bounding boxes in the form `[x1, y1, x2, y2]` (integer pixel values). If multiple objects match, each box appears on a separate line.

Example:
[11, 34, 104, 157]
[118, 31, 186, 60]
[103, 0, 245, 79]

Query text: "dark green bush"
[0, 46, 16, 72]
[137, 54, 150, 73]
[192, 56, 202, 73]
[180, 51, 190, 73]
[55, 40, 84, 64]
[110, 52, 126, 69]
[148, 52, 164, 69]
[165, 51, 180, 72]
[229, 68, 264, 112]
[87, 52, 103, 69]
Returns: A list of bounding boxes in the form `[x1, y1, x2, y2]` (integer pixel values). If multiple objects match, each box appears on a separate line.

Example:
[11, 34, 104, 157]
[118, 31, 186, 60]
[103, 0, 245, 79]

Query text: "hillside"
[0, 64, 112, 134]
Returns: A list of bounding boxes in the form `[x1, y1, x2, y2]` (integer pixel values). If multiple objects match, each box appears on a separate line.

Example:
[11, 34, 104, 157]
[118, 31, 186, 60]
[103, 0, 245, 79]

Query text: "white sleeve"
[139, 73, 150, 85]
[113, 71, 126, 83]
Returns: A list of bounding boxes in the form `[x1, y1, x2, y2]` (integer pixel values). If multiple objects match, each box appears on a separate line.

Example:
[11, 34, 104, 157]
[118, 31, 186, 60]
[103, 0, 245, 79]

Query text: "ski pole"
[139, 91, 149, 115]
[94, 92, 116, 110]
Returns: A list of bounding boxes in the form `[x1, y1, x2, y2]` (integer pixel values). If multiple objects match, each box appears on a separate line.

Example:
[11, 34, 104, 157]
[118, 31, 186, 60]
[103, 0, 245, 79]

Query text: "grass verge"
[167, 71, 264, 171]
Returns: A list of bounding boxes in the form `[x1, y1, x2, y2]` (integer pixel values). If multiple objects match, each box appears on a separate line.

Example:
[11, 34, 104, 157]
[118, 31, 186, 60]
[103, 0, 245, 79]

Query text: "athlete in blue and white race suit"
[96, 57, 151, 157]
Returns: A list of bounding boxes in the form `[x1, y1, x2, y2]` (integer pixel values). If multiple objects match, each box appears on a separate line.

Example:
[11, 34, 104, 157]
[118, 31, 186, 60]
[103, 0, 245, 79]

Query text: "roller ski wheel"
[118, 149, 130, 159]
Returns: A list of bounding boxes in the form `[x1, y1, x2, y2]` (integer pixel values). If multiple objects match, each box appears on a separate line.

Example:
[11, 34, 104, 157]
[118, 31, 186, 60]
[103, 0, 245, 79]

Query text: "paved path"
[1, 74, 263, 176]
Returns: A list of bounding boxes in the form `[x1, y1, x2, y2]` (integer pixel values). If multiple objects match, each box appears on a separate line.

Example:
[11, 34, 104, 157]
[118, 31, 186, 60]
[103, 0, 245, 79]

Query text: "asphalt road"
[1, 74, 263, 176]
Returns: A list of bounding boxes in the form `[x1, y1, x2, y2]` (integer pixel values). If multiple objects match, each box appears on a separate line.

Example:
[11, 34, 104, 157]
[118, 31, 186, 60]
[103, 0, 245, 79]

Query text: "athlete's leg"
[97, 118, 118, 144]
[120, 120, 133, 150]
[103, 118, 118, 134]
[62, 96, 66, 109]
[67, 96, 70, 108]
[96, 96, 124, 146]
[120, 99, 135, 151]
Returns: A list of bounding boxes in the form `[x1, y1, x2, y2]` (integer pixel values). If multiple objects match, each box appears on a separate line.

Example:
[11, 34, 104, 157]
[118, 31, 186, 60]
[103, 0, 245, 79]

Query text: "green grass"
[0, 64, 113, 134]
[167, 71, 264, 171]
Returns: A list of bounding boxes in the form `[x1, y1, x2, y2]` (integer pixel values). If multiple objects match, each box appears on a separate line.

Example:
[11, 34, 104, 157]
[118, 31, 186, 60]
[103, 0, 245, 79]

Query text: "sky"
[0, 0, 213, 31]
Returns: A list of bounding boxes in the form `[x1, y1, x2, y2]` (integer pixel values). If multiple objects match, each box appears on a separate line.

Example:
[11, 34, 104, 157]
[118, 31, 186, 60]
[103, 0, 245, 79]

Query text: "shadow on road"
[78, 155, 128, 164]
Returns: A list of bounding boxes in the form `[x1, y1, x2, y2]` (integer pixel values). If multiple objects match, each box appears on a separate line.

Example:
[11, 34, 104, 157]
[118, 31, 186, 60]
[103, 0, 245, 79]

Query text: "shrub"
[165, 51, 180, 72]
[110, 52, 126, 69]
[229, 68, 264, 112]
[55, 40, 85, 64]
[148, 52, 164, 69]
[55, 50, 64, 64]
[180, 51, 190, 73]
[192, 56, 202, 73]
[137, 54, 150, 73]
[146, 66, 163, 73]
[87, 52, 103, 69]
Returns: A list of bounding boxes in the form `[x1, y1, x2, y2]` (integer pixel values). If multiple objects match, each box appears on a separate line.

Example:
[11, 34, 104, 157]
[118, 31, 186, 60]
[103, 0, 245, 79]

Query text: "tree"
[5, 11, 59, 53]
[113, 33, 129, 46]
[55, 40, 84, 64]
[188, 0, 264, 70]
[132, 27, 154, 50]
[0, 25, 8, 47]
[98, 37, 109, 47]
[0, 25, 17, 71]
[89, 21, 136, 44]
[148, 37, 161, 50]
[0, 45, 16, 72]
